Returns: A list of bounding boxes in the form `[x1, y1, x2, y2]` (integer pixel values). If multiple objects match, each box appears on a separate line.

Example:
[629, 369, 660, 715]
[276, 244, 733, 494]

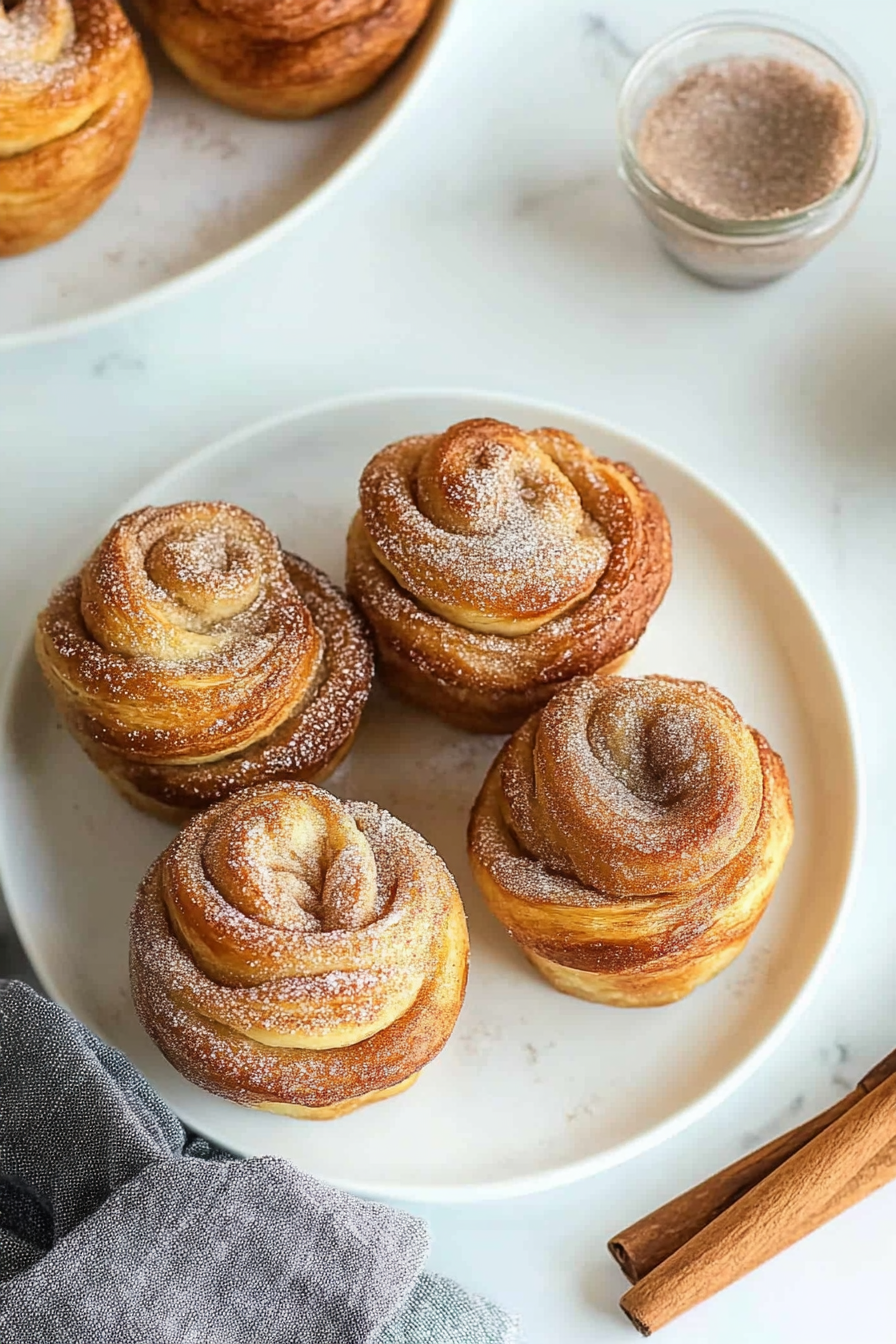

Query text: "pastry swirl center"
[360, 419, 612, 634]
[146, 525, 263, 623]
[586, 699, 709, 807]
[503, 676, 764, 895]
[42, 502, 323, 765]
[0, 0, 74, 67]
[201, 791, 379, 934]
[79, 501, 291, 661]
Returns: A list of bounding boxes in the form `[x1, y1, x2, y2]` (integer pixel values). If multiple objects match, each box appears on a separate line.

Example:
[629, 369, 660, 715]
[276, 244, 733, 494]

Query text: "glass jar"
[617, 12, 878, 287]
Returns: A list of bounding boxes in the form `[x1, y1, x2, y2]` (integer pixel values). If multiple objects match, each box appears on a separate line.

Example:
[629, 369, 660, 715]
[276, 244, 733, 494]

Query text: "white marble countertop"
[2, 0, 896, 1338]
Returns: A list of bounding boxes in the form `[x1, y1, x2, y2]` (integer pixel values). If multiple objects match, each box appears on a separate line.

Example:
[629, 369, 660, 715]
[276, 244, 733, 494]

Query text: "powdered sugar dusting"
[0, 0, 130, 97]
[359, 421, 611, 627]
[493, 675, 764, 898]
[42, 549, 375, 814]
[129, 782, 466, 1108]
[346, 438, 672, 727]
[35, 505, 338, 769]
[0, 0, 73, 82]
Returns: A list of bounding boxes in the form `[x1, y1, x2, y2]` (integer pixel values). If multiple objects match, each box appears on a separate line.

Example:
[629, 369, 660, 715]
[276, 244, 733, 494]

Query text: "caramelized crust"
[130, 782, 469, 1116]
[35, 502, 373, 819]
[0, 0, 150, 255]
[468, 675, 794, 1007]
[135, 0, 432, 118]
[346, 419, 673, 734]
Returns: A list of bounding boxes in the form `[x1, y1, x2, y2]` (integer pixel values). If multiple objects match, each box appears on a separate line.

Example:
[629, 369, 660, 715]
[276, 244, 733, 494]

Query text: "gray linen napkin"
[0, 980, 517, 1344]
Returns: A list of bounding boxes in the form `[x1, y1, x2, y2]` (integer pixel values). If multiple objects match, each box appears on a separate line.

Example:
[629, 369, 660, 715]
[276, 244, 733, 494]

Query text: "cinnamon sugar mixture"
[637, 58, 862, 220]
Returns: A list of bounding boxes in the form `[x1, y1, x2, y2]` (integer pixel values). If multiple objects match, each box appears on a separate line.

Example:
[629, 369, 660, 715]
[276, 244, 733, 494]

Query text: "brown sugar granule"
[637, 57, 863, 220]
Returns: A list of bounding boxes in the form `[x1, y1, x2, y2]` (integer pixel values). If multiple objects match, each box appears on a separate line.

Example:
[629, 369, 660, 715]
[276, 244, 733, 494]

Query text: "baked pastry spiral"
[0, 0, 150, 256]
[468, 675, 793, 1007]
[346, 418, 672, 734]
[35, 501, 373, 820]
[130, 781, 469, 1117]
[134, 0, 433, 119]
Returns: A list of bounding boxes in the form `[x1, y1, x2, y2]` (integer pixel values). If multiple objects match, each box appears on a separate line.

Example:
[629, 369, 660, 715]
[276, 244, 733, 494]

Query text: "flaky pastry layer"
[130, 782, 469, 1115]
[0, 0, 150, 255]
[468, 675, 794, 1006]
[135, 0, 432, 117]
[35, 502, 373, 818]
[346, 419, 672, 733]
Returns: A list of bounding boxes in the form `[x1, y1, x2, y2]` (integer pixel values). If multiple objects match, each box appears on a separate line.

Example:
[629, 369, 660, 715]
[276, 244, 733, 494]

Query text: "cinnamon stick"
[619, 1069, 896, 1336]
[609, 1048, 896, 1283]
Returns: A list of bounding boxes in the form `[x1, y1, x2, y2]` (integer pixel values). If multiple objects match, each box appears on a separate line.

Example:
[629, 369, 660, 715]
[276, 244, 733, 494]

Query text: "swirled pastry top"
[347, 425, 672, 733]
[152, 784, 449, 1047]
[499, 675, 763, 898]
[131, 782, 466, 1106]
[358, 418, 615, 635]
[36, 502, 326, 764]
[0, 0, 143, 156]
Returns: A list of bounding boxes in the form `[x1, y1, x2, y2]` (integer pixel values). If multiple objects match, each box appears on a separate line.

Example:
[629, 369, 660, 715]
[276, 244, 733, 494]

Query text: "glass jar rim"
[617, 10, 878, 238]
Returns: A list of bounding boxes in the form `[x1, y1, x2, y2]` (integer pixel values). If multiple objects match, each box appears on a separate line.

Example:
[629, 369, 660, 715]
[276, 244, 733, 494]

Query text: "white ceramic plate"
[0, 3, 453, 350]
[0, 390, 862, 1202]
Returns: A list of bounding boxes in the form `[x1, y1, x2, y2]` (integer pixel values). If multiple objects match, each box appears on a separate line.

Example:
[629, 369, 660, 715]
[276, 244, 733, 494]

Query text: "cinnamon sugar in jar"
[618, 14, 877, 287]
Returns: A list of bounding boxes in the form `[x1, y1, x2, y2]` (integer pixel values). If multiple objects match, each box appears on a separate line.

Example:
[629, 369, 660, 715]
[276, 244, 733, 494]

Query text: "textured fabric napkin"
[0, 980, 517, 1344]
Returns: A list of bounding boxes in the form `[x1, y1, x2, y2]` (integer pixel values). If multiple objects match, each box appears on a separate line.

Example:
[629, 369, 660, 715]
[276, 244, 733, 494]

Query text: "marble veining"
[582, 12, 636, 64]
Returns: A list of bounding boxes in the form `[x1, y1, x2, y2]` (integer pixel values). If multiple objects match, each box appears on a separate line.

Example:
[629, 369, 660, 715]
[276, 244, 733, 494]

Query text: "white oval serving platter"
[0, 389, 862, 1201]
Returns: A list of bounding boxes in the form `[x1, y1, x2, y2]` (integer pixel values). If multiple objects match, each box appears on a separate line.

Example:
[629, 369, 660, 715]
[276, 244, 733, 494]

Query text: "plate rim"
[0, 387, 865, 1203]
[0, 0, 456, 353]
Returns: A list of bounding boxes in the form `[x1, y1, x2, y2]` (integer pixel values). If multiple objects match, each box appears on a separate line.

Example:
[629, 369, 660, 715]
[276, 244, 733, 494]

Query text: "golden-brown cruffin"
[346, 418, 673, 734]
[134, 0, 433, 119]
[0, 0, 150, 256]
[35, 501, 374, 820]
[468, 675, 794, 1007]
[130, 780, 469, 1118]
